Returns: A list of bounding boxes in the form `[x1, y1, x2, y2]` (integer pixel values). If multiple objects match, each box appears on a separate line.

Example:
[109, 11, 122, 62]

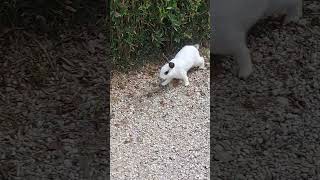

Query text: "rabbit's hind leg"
[283, 0, 302, 25]
[198, 57, 206, 70]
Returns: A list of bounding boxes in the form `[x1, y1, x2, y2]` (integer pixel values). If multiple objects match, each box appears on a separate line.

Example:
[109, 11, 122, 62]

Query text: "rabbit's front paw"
[238, 65, 253, 79]
[161, 82, 167, 86]
[161, 79, 172, 86]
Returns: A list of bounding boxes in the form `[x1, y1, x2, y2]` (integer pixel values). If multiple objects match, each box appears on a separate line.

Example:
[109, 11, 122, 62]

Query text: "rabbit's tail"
[194, 44, 200, 50]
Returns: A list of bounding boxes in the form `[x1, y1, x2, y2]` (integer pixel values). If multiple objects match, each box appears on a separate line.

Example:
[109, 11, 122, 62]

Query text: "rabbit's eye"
[164, 71, 169, 75]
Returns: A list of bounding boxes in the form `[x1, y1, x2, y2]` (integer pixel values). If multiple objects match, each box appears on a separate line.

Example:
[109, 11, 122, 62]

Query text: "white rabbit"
[159, 44, 205, 86]
[211, 0, 303, 79]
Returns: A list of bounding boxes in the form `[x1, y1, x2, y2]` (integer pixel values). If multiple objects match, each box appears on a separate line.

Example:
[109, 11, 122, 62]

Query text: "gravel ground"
[0, 27, 109, 179]
[211, 1, 320, 179]
[111, 48, 210, 179]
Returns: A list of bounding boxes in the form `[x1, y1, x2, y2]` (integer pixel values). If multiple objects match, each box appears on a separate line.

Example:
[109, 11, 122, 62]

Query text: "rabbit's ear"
[169, 62, 175, 68]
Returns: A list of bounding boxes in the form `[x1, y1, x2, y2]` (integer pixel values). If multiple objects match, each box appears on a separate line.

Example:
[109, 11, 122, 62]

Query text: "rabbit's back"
[174, 46, 201, 71]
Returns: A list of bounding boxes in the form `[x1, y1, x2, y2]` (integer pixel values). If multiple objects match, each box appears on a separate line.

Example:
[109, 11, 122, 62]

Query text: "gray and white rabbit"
[159, 44, 205, 86]
[211, 0, 303, 79]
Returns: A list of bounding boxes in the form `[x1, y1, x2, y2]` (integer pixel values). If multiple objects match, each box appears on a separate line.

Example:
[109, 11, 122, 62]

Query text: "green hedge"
[111, 0, 210, 70]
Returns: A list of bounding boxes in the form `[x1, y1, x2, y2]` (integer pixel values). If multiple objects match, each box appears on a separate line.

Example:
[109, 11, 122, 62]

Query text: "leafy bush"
[111, 0, 210, 70]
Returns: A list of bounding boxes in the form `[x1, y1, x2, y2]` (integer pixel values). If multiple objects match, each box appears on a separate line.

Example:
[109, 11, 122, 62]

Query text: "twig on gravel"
[0, 94, 5, 104]
[0, 113, 17, 122]
[0, 166, 8, 180]
[22, 31, 56, 73]
[51, 37, 73, 49]
[307, 27, 320, 37]
[51, 35, 87, 50]
[162, 53, 169, 62]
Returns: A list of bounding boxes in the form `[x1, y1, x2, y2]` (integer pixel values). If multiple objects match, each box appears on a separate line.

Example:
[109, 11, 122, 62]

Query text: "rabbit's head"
[159, 61, 175, 80]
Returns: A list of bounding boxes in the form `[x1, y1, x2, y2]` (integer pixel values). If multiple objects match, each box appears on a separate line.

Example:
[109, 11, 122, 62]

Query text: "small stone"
[277, 97, 289, 106]
[213, 144, 224, 152]
[257, 138, 264, 144]
[214, 151, 234, 162]
[235, 173, 246, 180]
[286, 113, 299, 119]
[64, 159, 72, 168]
[243, 148, 250, 154]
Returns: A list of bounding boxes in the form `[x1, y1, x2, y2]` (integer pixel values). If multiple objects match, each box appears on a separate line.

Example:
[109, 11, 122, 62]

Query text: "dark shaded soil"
[0, 22, 109, 180]
[211, 1, 320, 179]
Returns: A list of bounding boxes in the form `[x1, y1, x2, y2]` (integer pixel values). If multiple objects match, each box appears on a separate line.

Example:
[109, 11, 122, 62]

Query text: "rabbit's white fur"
[159, 44, 205, 86]
[211, 0, 302, 79]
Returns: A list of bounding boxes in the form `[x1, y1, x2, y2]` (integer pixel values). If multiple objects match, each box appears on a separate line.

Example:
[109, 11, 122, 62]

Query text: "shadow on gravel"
[0, 1, 110, 179]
